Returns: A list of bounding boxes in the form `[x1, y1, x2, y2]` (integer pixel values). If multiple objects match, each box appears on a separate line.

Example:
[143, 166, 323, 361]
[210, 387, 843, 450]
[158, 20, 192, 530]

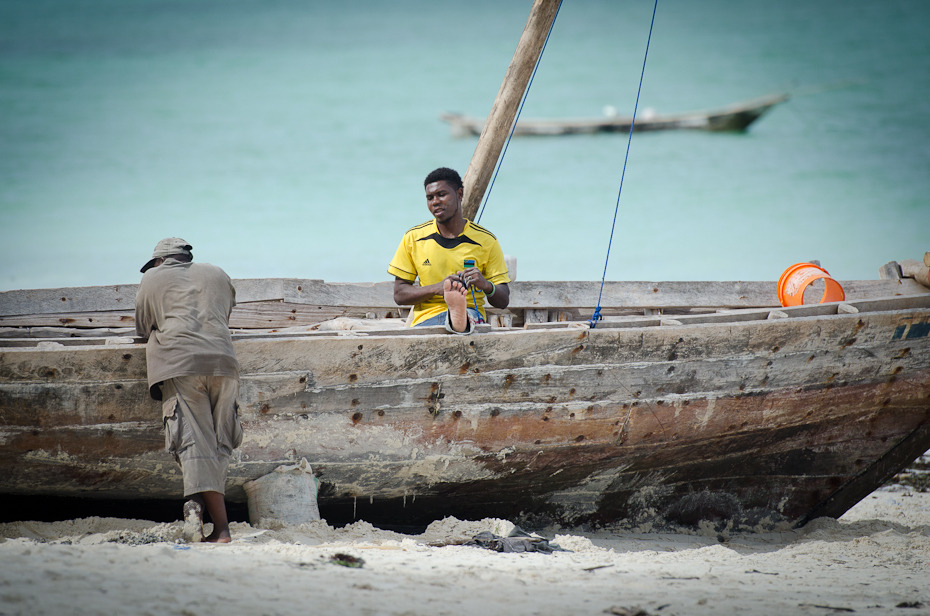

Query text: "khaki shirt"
[135, 258, 239, 400]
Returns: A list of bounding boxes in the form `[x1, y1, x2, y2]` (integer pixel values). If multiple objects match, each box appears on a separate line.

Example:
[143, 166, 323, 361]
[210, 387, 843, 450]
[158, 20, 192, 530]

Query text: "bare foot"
[443, 278, 469, 332]
[204, 528, 232, 543]
[181, 498, 204, 543]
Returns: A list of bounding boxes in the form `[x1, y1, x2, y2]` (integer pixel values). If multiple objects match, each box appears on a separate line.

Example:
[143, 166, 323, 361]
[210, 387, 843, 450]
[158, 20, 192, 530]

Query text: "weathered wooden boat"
[1, 276, 929, 529]
[441, 93, 790, 137]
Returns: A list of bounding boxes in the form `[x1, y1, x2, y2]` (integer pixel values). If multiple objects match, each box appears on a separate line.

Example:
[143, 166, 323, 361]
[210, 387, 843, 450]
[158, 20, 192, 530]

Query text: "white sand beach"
[1, 486, 927, 616]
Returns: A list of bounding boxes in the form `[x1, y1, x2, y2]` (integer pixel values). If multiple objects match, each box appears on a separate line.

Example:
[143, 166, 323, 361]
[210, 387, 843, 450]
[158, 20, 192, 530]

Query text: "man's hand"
[457, 267, 491, 294]
[456, 268, 510, 309]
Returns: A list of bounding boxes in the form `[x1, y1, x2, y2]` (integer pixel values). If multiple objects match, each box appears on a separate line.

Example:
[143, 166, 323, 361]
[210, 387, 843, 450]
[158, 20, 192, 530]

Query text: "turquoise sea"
[1, 0, 928, 291]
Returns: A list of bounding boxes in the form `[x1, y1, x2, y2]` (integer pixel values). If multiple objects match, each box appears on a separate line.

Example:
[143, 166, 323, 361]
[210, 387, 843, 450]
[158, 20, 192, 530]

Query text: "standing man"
[388, 166, 511, 333]
[135, 237, 242, 543]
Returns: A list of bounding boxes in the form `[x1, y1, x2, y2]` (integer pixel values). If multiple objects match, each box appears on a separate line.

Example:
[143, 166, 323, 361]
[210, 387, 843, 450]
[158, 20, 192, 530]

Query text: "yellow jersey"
[388, 219, 510, 325]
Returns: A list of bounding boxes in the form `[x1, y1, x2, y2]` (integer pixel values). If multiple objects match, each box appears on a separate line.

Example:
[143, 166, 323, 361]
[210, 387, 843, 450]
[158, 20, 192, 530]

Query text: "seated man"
[388, 167, 511, 333]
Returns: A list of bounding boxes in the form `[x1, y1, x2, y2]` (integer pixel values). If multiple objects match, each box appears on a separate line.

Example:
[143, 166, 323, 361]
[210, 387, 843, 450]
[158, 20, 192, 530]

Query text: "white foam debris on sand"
[1, 487, 928, 616]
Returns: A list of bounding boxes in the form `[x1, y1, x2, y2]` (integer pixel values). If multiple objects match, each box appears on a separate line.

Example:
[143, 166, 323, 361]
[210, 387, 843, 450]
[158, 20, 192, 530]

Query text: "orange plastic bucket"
[777, 263, 845, 307]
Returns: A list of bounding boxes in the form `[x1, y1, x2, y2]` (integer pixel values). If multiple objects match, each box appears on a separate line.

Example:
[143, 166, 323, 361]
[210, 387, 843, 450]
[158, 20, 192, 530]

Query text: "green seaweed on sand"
[329, 553, 365, 568]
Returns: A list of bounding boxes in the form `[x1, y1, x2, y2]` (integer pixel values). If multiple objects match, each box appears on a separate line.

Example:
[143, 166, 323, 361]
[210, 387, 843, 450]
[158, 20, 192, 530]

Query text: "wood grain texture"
[2, 286, 928, 529]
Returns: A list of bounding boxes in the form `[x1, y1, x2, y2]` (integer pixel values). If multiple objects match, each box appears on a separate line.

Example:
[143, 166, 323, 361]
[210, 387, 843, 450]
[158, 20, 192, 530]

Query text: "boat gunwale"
[1, 292, 927, 349]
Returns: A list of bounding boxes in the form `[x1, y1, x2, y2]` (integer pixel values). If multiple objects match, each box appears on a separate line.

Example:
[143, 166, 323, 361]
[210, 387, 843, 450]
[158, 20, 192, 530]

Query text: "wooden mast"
[461, 0, 561, 221]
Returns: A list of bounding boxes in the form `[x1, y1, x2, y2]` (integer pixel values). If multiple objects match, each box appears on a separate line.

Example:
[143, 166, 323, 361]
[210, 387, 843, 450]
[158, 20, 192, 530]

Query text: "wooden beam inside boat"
[1, 279, 926, 333]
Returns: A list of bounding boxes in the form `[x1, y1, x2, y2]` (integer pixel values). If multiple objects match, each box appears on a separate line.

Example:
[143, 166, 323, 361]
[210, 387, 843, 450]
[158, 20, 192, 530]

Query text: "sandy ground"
[1, 486, 928, 616]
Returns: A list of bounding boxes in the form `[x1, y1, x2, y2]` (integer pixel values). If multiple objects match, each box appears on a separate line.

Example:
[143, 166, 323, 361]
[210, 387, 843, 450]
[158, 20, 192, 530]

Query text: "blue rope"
[588, 0, 658, 328]
[476, 0, 563, 225]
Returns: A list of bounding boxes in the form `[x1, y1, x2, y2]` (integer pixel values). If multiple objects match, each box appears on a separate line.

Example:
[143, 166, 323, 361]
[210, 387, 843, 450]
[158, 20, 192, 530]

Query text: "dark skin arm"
[394, 270, 510, 309]
[393, 275, 459, 305]
[487, 282, 510, 309]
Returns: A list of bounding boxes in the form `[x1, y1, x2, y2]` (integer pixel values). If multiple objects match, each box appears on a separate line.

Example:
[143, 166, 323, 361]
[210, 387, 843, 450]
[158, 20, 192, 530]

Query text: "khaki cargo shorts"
[161, 375, 243, 497]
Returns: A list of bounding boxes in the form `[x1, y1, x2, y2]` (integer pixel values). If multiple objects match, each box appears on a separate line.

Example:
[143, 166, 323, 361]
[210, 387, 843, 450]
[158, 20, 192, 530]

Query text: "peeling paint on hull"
[2, 297, 929, 529]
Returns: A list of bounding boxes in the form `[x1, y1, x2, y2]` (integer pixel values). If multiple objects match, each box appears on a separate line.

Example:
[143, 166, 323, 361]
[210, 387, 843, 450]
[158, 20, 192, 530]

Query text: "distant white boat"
[442, 93, 790, 137]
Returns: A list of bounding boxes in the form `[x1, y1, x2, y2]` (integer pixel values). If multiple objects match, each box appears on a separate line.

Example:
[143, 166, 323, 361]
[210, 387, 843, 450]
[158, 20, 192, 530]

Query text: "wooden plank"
[229, 300, 405, 329]
[521, 321, 593, 330]
[507, 279, 928, 310]
[0, 279, 289, 317]
[0, 301, 408, 331]
[282, 279, 397, 306]
[617, 294, 930, 328]
[0, 285, 138, 317]
[489, 313, 514, 328]
[276, 278, 916, 310]
[525, 309, 549, 324]
[472, 294, 927, 330]
[0, 328, 136, 342]
[2, 279, 925, 319]
[3, 291, 927, 336]
[879, 261, 902, 280]
[0, 312, 136, 328]
[230, 323, 492, 341]
[845, 293, 930, 313]
[573, 318, 662, 330]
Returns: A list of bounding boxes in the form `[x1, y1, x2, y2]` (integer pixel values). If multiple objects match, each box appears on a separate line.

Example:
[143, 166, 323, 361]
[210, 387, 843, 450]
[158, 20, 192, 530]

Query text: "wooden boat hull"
[442, 94, 790, 137]
[2, 282, 929, 529]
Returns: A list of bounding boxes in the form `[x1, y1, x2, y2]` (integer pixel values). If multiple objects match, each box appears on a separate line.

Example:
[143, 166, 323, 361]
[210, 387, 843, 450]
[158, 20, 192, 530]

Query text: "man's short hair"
[424, 167, 463, 191]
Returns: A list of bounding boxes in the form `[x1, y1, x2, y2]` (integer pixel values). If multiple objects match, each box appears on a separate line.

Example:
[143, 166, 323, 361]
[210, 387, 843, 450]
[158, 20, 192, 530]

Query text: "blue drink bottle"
[463, 258, 483, 323]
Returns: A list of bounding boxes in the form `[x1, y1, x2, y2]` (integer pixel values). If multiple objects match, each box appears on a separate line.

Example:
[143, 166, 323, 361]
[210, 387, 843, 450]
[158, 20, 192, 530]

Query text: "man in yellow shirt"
[388, 167, 511, 333]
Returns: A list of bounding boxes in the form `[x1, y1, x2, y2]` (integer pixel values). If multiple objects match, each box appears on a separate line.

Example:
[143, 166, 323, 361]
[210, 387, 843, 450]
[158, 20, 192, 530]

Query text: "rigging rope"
[475, 1, 563, 225]
[588, 0, 658, 328]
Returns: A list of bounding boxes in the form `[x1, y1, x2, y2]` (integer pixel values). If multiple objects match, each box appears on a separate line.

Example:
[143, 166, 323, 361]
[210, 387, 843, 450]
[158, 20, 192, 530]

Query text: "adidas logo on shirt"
[422, 259, 431, 266]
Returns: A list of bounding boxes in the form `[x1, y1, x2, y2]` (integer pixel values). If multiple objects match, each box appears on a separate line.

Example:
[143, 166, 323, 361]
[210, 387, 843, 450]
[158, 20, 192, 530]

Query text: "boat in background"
[442, 93, 790, 137]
